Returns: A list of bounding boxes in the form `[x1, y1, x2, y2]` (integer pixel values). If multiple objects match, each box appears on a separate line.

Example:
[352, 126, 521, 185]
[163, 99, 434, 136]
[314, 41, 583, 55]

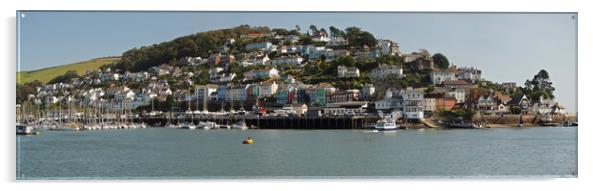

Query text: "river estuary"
[17, 127, 577, 179]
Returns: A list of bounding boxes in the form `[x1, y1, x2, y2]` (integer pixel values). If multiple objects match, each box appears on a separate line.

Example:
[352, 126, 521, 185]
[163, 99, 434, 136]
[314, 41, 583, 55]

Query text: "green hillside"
[17, 57, 121, 84]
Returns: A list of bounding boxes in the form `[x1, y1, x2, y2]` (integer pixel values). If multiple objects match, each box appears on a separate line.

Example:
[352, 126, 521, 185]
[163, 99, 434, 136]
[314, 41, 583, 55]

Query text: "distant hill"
[17, 57, 121, 84]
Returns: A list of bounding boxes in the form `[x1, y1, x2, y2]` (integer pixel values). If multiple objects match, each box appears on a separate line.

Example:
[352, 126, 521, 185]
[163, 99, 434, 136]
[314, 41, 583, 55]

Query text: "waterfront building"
[303, 86, 328, 106]
[283, 103, 308, 115]
[374, 97, 404, 112]
[434, 86, 466, 104]
[323, 101, 368, 116]
[423, 97, 436, 117]
[531, 96, 567, 115]
[401, 87, 425, 120]
[507, 94, 531, 115]
[477, 95, 497, 112]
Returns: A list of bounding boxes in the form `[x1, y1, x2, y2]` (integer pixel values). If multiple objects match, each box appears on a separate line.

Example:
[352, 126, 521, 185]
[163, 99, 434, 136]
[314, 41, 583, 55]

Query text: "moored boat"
[231, 120, 248, 130]
[17, 124, 39, 135]
[373, 121, 398, 131]
[447, 118, 479, 129]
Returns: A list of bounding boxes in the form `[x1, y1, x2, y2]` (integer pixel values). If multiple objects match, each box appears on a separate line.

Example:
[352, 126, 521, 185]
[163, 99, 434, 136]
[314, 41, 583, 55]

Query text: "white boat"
[180, 123, 196, 130]
[50, 122, 81, 131]
[374, 121, 398, 130]
[17, 124, 39, 135]
[231, 120, 248, 130]
[200, 121, 217, 130]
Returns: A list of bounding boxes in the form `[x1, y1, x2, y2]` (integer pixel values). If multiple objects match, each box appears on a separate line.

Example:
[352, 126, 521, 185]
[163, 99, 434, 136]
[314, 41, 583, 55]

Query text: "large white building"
[369, 64, 403, 79]
[245, 42, 272, 51]
[401, 87, 424, 120]
[271, 56, 304, 65]
[430, 68, 458, 84]
[457, 67, 482, 83]
[194, 85, 218, 101]
[258, 81, 278, 98]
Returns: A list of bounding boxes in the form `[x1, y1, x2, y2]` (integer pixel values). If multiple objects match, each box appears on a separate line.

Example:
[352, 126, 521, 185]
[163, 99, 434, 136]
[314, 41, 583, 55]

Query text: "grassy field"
[17, 57, 121, 84]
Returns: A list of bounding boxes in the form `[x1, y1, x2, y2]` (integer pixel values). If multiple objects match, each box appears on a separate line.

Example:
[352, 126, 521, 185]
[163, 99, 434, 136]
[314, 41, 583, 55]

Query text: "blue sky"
[17, 11, 577, 112]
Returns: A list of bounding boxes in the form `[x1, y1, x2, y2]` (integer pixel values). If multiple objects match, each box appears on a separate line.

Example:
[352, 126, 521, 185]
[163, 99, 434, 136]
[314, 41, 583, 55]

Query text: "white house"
[210, 73, 236, 83]
[445, 88, 465, 104]
[375, 98, 404, 112]
[430, 68, 458, 84]
[457, 67, 482, 83]
[531, 97, 567, 115]
[311, 32, 330, 42]
[369, 64, 403, 79]
[323, 102, 368, 116]
[271, 56, 304, 65]
[337, 66, 360, 78]
[244, 68, 280, 80]
[249, 54, 271, 65]
[401, 87, 425, 120]
[327, 37, 348, 46]
[245, 42, 272, 51]
[258, 81, 278, 98]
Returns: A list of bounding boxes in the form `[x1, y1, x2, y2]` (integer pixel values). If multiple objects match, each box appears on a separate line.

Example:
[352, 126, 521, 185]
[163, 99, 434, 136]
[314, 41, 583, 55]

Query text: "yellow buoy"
[242, 137, 254, 144]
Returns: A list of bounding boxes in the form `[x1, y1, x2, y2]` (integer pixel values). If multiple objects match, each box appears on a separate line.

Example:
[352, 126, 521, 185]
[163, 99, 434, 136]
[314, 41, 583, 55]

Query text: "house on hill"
[430, 67, 458, 84]
[404, 49, 434, 70]
[337, 66, 360, 78]
[369, 64, 403, 80]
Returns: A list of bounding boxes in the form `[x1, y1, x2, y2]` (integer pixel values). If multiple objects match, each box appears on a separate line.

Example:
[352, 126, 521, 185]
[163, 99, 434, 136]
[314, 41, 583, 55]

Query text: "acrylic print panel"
[15, 11, 577, 179]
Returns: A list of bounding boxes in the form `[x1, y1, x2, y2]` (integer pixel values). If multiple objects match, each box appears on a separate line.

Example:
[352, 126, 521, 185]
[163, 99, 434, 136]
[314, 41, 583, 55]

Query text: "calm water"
[16, 127, 577, 179]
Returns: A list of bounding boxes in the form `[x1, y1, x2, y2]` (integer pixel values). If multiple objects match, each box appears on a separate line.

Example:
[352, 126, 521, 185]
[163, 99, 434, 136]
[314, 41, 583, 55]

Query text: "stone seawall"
[475, 114, 577, 124]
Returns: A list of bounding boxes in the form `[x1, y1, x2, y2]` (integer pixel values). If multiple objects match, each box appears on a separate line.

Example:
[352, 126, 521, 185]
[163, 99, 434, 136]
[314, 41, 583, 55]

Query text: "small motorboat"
[448, 118, 479, 129]
[231, 120, 248, 130]
[373, 120, 398, 131]
[242, 137, 254, 144]
[17, 124, 39, 135]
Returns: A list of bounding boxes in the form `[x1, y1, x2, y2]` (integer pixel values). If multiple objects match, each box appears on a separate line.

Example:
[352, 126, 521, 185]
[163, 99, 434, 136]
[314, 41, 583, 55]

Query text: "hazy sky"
[17, 12, 577, 112]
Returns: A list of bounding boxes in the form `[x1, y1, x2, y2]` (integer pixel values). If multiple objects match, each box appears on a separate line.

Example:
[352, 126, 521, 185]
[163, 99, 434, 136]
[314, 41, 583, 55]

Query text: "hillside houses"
[18, 25, 570, 123]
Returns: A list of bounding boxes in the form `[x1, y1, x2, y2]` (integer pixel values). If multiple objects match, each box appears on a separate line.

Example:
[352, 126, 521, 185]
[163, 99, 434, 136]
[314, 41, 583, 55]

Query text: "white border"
[2, 0, 599, 191]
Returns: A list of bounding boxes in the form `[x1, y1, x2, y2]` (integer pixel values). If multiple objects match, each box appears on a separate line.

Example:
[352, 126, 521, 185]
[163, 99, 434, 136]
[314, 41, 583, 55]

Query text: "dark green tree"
[48, 70, 80, 84]
[524, 69, 555, 100]
[432, 53, 450, 69]
[309, 25, 319, 36]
